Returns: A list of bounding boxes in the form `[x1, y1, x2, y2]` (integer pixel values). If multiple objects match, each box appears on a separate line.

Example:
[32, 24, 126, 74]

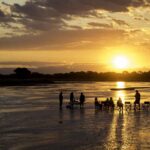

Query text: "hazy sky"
[0, 0, 150, 74]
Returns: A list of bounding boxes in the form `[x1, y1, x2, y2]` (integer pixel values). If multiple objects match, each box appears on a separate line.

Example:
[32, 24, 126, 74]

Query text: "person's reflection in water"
[79, 108, 85, 122]
[70, 92, 75, 109]
[59, 91, 63, 110]
[69, 108, 75, 122]
[95, 111, 115, 149]
[115, 113, 124, 149]
[133, 111, 142, 149]
[58, 109, 64, 124]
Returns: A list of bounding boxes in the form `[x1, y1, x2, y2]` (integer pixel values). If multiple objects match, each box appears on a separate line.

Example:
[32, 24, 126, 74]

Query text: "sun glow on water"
[116, 82, 126, 104]
[116, 81, 125, 88]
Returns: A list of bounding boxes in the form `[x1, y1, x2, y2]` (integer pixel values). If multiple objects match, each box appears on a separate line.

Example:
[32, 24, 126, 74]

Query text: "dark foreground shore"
[0, 103, 150, 150]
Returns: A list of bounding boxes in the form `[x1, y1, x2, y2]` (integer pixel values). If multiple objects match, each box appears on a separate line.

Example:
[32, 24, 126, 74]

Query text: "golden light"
[113, 56, 129, 69]
[116, 91, 126, 104]
[116, 81, 125, 88]
[116, 82, 126, 104]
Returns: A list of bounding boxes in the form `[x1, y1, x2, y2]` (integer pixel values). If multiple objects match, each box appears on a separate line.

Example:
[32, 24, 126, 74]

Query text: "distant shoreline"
[0, 68, 150, 85]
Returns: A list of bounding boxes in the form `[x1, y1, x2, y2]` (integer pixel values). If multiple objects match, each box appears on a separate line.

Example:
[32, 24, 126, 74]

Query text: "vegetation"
[51, 71, 150, 82]
[0, 68, 150, 86]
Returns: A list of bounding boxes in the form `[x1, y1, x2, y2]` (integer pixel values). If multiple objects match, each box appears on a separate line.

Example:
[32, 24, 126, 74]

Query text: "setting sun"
[113, 56, 129, 69]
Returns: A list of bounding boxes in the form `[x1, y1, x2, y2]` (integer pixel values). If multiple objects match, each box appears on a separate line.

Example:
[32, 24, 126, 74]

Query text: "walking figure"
[134, 90, 141, 110]
[59, 91, 63, 109]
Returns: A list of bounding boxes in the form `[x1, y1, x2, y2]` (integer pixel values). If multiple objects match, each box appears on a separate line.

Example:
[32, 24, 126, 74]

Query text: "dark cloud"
[12, 2, 66, 31]
[112, 19, 129, 26]
[88, 22, 112, 28]
[0, 9, 5, 17]
[34, 0, 146, 13]
[0, 28, 126, 50]
[0, 9, 14, 23]
[0, 0, 148, 51]
[0, 61, 50, 67]
[128, 29, 142, 34]
[0, 0, 147, 31]
[10, 0, 146, 31]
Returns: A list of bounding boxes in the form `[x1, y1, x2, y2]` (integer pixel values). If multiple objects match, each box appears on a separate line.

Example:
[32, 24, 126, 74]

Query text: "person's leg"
[82, 102, 84, 108]
[80, 102, 83, 109]
[134, 102, 136, 110]
[139, 103, 141, 110]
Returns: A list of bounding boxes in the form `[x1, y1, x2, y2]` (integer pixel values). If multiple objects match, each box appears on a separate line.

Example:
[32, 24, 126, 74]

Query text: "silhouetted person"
[109, 97, 115, 110]
[105, 98, 110, 110]
[134, 90, 141, 110]
[70, 92, 75, 109]
[79, 92, 85, 108]
[94, 97, 102, 110]
[117, 97, 123, 112]
[59, 92, 63, 109]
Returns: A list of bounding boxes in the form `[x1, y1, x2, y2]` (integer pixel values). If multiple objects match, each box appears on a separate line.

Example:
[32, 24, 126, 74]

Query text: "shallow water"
[0, 82, 150, 150]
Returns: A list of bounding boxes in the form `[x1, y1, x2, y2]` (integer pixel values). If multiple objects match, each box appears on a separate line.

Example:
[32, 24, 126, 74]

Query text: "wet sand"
[0, 104, 150, 150]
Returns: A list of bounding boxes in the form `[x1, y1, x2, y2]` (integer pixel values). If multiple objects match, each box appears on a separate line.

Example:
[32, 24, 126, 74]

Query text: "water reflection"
[116, 82, 125, 88]
[106, 113, 126, 149]
[116, 91, 126, 104]
[116, 82, 126, 104]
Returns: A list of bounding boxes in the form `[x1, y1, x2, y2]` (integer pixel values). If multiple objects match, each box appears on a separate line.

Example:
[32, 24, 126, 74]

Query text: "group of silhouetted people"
[59, 90, 141, 111]
[94, 90, 141, 112]
[95, 97, 122, 111]
[59, 92, 85, 109]
[95, 97, 115, 111]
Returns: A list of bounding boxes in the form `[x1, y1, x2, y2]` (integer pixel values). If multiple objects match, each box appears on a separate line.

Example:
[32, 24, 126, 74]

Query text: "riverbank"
[0, 82, 149, 149]
[0, 104, 150, 150]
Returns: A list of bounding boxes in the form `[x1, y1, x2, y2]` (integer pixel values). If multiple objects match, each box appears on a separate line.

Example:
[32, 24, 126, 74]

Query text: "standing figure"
[70, 92, 75, 109]
[134, 90, 141, 110]
[109, 97, 115, 110]
[117, 97, 123, 112]
[59, 91, 63, 109]
[79, 92, 85, 109]
[105, 98, 110, 110]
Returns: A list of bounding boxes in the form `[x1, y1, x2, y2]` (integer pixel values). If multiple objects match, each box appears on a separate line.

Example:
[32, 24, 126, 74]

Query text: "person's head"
[110, 97, 113, 100]
[95, 97, 98, 101]
[136, 90, 138, 93]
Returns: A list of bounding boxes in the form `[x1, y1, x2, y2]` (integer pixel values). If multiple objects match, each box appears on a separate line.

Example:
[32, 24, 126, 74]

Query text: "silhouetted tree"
[14, 68, 31, 79]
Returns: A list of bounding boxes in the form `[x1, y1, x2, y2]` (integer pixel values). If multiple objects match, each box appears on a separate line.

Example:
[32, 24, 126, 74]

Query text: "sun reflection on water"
[116, 91, 126, 104]
[116, 82, 126, 104]
[116, 81, 125, 88]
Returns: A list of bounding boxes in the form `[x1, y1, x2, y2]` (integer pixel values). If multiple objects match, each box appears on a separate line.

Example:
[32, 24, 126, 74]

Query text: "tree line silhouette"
[0, 68, 150, 85]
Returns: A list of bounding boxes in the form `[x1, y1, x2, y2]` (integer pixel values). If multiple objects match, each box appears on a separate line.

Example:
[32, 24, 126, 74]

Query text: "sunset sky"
[0, 0, 150, 74]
